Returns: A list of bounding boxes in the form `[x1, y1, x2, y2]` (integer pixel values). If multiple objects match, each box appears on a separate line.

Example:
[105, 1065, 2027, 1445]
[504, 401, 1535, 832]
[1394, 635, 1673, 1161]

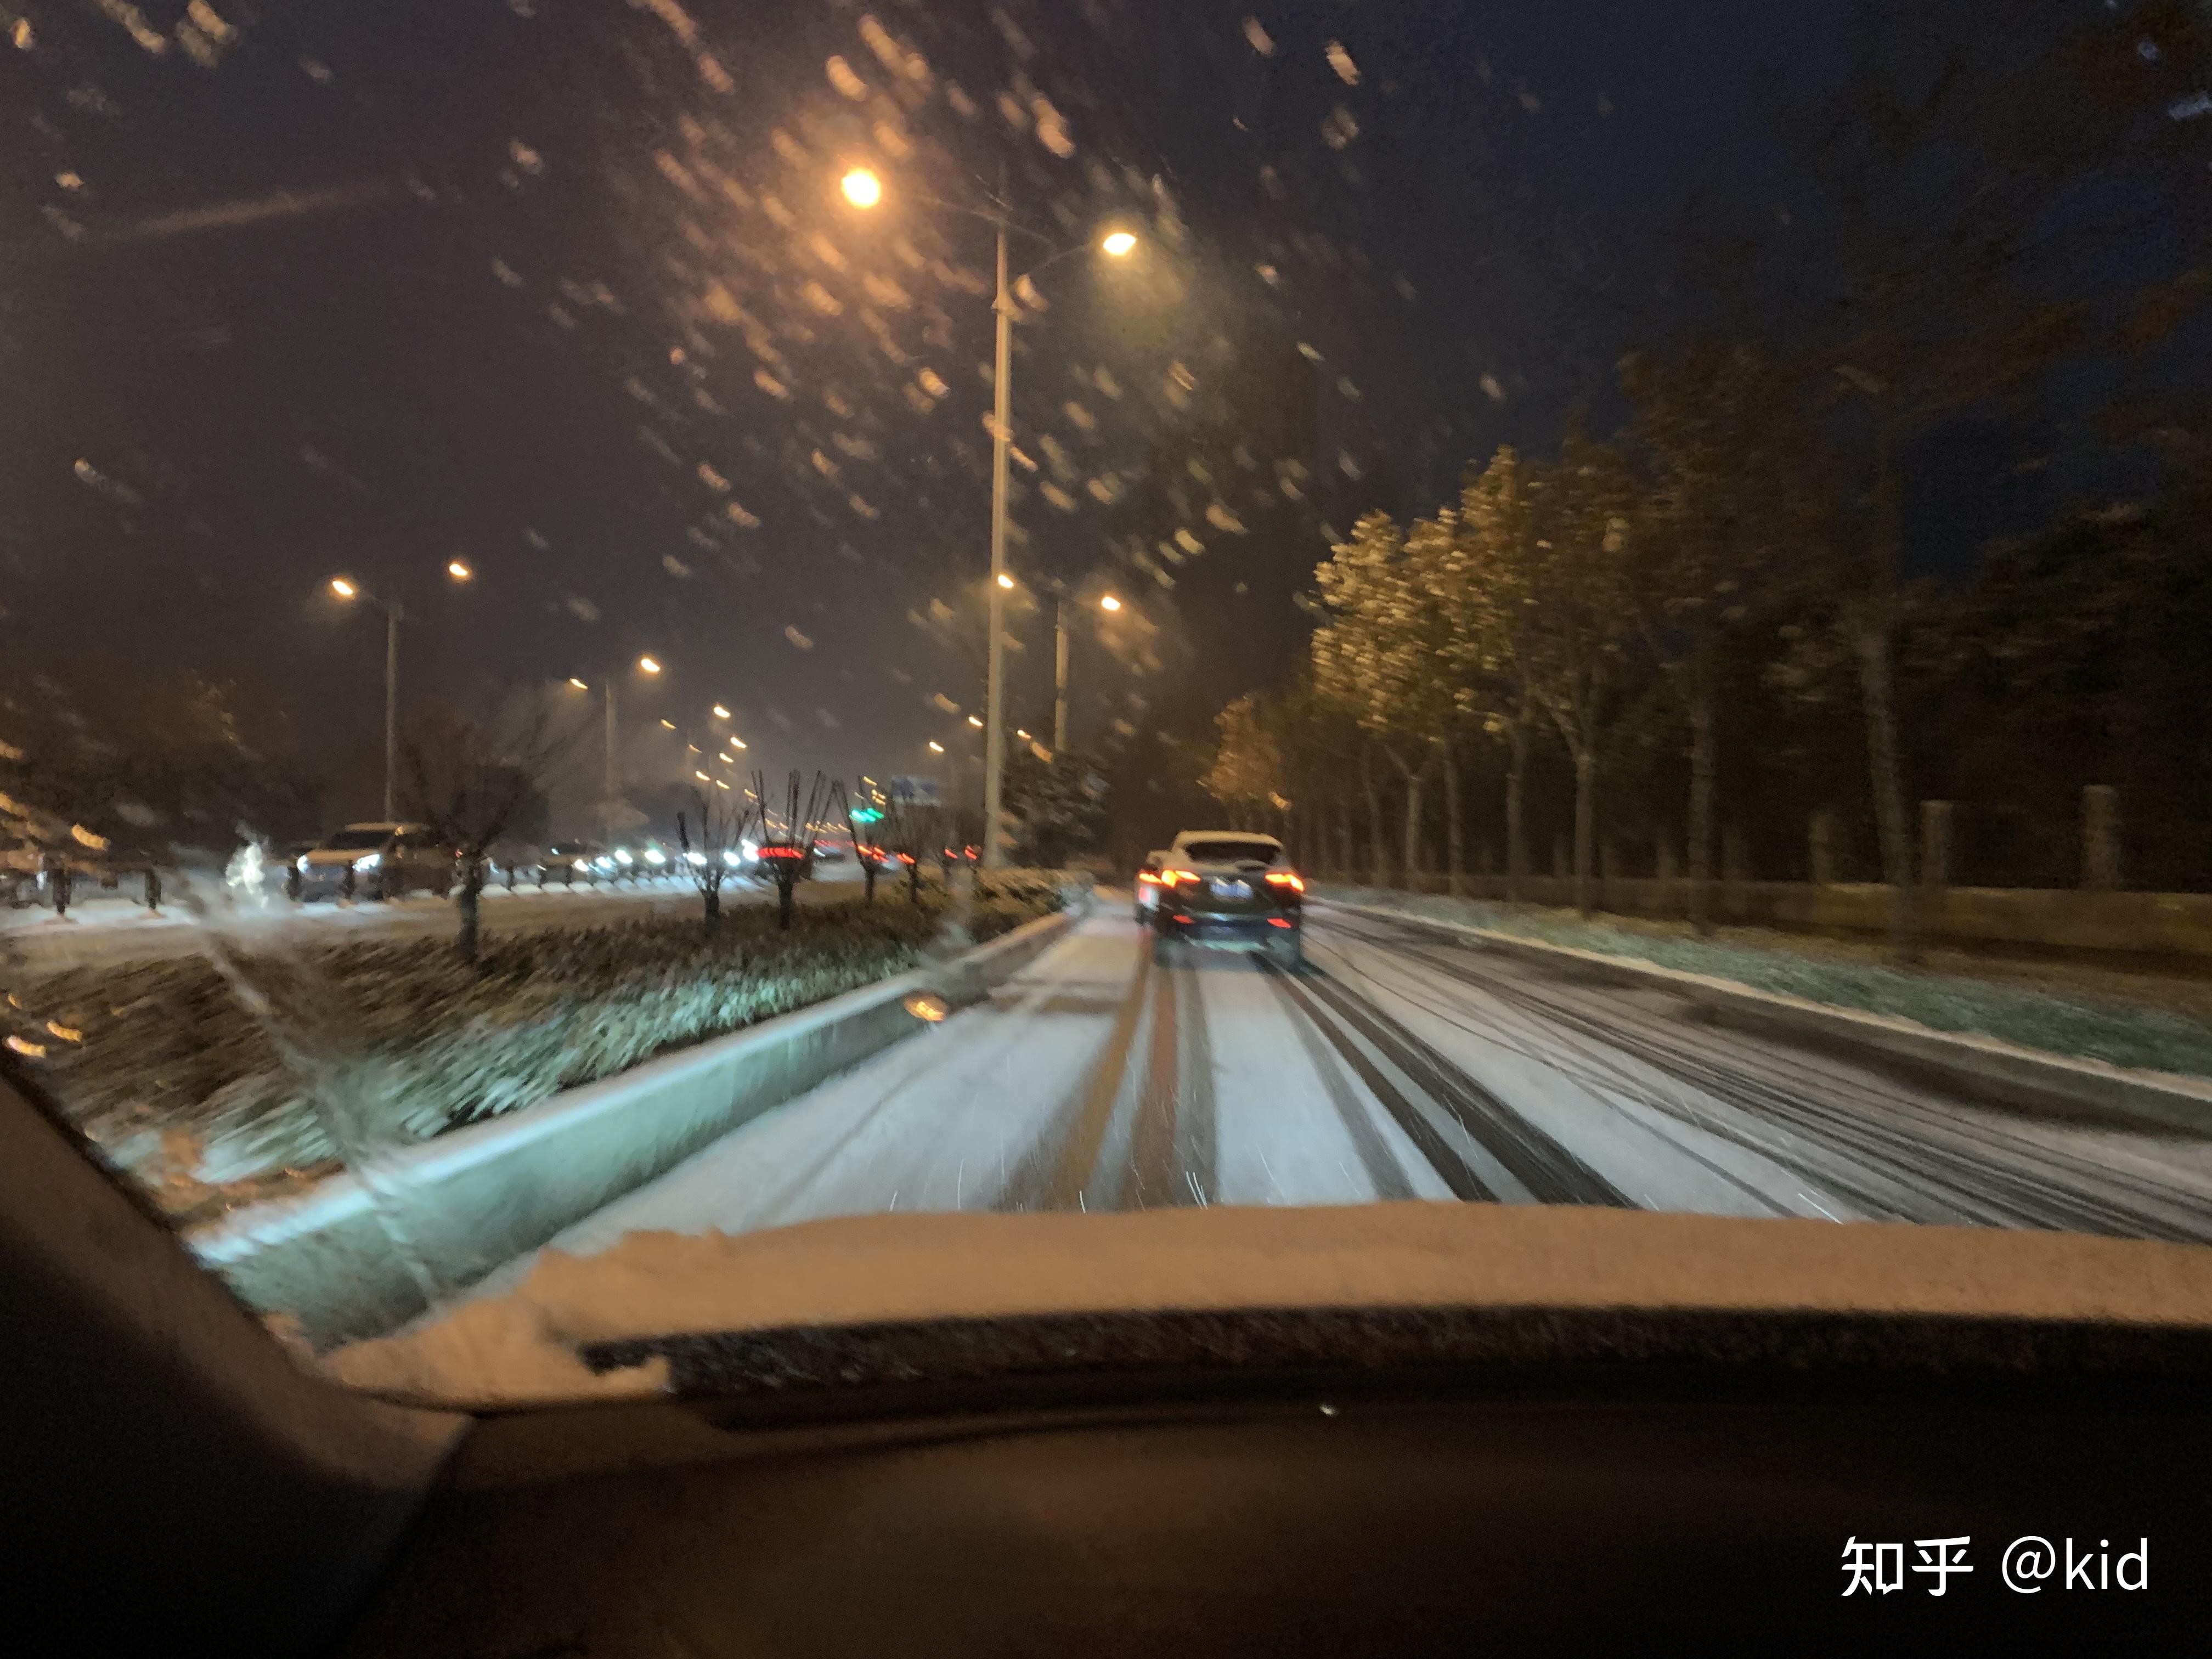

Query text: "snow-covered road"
[532, 900, 2212, 1259]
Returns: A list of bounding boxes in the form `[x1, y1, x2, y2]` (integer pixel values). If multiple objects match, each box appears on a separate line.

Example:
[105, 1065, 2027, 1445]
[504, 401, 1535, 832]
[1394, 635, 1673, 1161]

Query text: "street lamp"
[568, 654, 664, 841]
[1099, 593, 1124, 612]
[843, 165, 1139, 868]
[711, 704, 731, 720]
[329, 566, 469, 821]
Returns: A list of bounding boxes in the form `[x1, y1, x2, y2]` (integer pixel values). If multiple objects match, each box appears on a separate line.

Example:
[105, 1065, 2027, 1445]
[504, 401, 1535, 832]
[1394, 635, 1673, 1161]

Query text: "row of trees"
[1204, 2, 2212, 961]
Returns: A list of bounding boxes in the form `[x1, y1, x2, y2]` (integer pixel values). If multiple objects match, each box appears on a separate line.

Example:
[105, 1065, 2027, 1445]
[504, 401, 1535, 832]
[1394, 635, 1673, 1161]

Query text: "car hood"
[320, 1203, 2212, 1408]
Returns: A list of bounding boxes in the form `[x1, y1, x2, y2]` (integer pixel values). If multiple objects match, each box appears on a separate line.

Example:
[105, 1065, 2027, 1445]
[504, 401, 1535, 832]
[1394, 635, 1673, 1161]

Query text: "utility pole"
[382, 601, 402, 822]
[603, 682, 617, 844]
[981, 200, 1014, 871]
[1053, 595, 1070, 753]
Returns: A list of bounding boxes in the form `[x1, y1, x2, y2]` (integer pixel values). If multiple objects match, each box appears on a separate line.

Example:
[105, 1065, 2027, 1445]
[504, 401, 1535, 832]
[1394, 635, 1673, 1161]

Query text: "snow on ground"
[1320, 885, 2212, 1080]
[1, 865, 877, 971]
[328, 898, 2212, 1400]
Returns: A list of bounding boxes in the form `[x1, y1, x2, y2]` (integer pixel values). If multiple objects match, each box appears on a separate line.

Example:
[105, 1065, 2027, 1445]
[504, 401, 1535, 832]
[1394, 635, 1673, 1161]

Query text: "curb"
[191, 895, 1088, 1347]
[1314, 898, 2212, 1137]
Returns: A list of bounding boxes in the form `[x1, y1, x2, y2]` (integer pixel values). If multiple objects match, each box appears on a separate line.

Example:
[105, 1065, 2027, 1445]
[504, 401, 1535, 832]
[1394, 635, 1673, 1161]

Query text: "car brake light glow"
[1159, 868, 1197, 886]
[1265, 871, 1305, 891]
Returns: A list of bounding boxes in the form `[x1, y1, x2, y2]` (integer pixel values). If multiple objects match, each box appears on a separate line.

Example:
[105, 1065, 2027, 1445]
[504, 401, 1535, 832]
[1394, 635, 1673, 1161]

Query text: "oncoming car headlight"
[357, 852, 382, 872]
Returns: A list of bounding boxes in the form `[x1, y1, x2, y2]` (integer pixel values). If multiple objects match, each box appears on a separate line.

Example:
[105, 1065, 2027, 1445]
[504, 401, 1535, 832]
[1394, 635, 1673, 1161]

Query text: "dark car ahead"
[1149, 830, 1304, 967]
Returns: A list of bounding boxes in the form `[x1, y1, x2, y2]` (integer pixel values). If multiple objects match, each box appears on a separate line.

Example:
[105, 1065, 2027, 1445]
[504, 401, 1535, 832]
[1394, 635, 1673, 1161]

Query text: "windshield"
[4, 0, 2210, 1406]
[1176, 839, 1284, 865]
[319, 831, 392, 852]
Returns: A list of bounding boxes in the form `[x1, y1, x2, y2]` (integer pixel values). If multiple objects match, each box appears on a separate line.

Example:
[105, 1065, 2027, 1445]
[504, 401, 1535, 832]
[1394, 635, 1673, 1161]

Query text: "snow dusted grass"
[16, 884, 1064, 1213]
[1318, 885, 2212, 1084]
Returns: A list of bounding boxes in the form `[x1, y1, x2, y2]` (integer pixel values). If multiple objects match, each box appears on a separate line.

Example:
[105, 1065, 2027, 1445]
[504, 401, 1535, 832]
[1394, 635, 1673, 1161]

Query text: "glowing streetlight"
[447, 560, 473, 582]
[711, 704, 731, 720]
[1017, 729, 1031, 741]
[659, 719, 676, 730]
[928, 740, 945, 754]
[840, 167, 882, 209]
[695, 770, 711, 783]
[638, 655, 662, 674]
[967, 715, 984, 729]
[568, 676, 589, 690]
[1099, 593, 1124, 612]
[731, 737, 748, 750]
[847, 162, 1144, 871]
[326, 576, 403, 818]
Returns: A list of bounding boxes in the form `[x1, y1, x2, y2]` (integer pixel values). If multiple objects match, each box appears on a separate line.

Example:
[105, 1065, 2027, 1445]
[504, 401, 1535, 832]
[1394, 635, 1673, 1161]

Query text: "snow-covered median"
[11, 881, 1071, 1221]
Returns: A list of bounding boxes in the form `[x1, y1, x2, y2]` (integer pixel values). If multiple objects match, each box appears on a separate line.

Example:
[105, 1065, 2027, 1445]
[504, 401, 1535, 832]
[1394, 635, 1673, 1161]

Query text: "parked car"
[1133, 848, 1172, 923]
[1149, 830, 1305, 967]
[535, 842, 607, 885]
[292, 823, 454, 901]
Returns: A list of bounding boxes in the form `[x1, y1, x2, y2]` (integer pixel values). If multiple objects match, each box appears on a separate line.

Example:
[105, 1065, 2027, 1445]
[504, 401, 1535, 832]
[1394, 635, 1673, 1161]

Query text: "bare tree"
[675, 786, 752, 937]
[751, 769, 835, 929]
[875, 786, 938, 903]
[835, 778, 892, 904]
[397, 693, 586, 962]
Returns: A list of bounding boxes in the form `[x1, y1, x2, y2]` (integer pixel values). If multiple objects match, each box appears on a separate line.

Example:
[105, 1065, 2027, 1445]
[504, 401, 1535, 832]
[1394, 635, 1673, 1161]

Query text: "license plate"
[1211, 879, 1251, 899]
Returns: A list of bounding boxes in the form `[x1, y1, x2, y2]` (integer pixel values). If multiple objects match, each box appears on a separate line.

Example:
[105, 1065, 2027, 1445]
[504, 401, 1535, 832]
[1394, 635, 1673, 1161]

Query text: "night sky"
[1, 0, 2081, 830]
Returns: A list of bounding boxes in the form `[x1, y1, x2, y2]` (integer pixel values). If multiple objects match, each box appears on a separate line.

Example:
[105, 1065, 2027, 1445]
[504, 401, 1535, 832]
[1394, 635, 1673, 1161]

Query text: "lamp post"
[1040, 586, 1125, 753]
[328, 582, 403, 819]
[840, 164, 1135, 868]
[329, 561, 473, 820]
[568, 654, 661, 843]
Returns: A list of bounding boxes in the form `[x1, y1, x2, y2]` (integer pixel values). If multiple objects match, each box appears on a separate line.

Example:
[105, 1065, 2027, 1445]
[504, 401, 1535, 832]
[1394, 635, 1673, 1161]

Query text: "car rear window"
[1177, 839, 1282, 864]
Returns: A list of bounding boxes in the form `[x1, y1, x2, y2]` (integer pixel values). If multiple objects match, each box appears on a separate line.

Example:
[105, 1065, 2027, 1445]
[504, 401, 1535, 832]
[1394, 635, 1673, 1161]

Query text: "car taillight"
[1265, 871, 1305, 892]
[1136, 871, 1161, 885]
[1159, 868, 1197, 887]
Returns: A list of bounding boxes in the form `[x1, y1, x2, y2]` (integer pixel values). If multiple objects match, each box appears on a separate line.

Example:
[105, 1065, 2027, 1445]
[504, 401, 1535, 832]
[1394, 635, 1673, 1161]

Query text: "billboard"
[886, 774, 943, 806]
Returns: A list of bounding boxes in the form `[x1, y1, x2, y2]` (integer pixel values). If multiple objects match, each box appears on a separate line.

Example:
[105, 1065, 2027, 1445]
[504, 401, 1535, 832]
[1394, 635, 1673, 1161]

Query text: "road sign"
[887, 775, 943, 806]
